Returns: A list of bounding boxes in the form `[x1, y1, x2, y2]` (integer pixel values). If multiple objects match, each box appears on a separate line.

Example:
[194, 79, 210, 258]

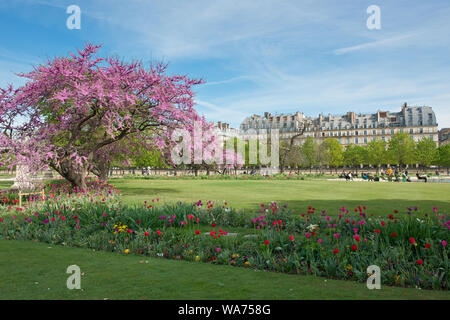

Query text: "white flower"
[307, 224, 319, 232]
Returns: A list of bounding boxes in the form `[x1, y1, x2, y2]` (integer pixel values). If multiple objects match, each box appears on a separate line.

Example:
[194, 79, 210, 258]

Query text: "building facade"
[238, 103, 439, 146]
[439, 128, 450, 146]
[214, 122, 240, 139]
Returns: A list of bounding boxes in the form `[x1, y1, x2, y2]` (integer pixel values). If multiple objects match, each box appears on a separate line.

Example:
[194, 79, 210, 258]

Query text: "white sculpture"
[12, 163, 36, 190]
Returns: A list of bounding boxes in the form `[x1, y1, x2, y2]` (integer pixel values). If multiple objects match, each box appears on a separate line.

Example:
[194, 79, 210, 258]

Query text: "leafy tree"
[387, 132, 416, 167]
[319, 138, 343, 171]
[366, 139, 387, 172]
[301, 136, 319, 172]
[343, 144, 367, 171]
[437, 144, 450, 169]
[415, 137, 438, 167]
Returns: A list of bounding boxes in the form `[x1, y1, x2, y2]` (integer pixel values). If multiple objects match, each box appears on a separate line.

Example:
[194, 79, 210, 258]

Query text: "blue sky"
[1, 0, 450, 129]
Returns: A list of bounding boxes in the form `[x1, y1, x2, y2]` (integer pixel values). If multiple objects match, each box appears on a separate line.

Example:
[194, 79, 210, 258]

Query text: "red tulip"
[351, 245, 357, 251]
[416, 259, 423, 265]
[264, 240, 270, 245]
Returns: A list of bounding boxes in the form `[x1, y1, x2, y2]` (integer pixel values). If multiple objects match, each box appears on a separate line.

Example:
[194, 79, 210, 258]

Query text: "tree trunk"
[51, 158, 88, 190]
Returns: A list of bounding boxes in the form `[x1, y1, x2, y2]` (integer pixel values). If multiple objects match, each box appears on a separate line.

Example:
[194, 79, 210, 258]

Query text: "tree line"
[280, 132, 449, 172]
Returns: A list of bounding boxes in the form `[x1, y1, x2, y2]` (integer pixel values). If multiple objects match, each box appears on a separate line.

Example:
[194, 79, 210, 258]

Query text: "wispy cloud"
[203, 76, 256, 86]
[333, 33, 417, 55]
[2, 0, 450, 129]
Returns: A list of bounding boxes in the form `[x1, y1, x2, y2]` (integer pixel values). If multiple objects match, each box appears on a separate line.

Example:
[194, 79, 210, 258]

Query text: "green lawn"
[2, 178, 449, 299]
[111, 179, 450, 216]
[1, 240, 449, 300]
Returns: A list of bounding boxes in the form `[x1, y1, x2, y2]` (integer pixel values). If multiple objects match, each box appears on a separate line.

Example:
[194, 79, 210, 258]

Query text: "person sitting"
[416, 172, 427, 182]
[362, 173, 369, 180]
[402, 171, 411, 182]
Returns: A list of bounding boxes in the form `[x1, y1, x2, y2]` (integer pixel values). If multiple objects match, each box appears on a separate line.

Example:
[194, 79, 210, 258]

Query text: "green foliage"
[388, 132, 416, 166]
[415, 138, 438, 167]
[366, 139, 387, 168]
[319, 138, 343, 168]
[437, 144, 450, 167]
[343, 144, 367, 167]
[301, 137, 319, 169]
[132, 148, 168, 168]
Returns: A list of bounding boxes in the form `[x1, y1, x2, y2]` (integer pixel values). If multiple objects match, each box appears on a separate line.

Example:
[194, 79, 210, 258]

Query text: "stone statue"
[12, 164, 36, 190]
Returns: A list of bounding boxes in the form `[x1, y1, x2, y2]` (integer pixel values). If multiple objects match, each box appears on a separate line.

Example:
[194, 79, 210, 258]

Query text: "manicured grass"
[111, 179, 450, 216]
[1, 240, 449, 300]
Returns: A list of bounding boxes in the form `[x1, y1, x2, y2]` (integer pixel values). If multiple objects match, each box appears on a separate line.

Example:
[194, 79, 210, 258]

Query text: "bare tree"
[279, 120, 312, 173]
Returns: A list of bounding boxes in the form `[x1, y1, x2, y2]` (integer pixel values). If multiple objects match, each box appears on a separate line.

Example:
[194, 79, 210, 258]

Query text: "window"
[364, 138, 367, 144]
[355, 138, 359, 144]
[355, 131, 359, 136]
[410, 129, 414, 134]
[390, 129, 394, 134]
[346, 138, 350, 144]
[373, 130, 376, 135]
[382, 129, 386, 135]
[364, 130, 367, 135]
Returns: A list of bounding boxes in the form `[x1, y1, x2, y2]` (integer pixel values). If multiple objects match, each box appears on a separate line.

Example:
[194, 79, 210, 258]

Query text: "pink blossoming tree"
[0, 43, 205, 189]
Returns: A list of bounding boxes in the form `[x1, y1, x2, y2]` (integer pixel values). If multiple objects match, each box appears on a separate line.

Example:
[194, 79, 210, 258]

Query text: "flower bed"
[0, 191, 448, 290]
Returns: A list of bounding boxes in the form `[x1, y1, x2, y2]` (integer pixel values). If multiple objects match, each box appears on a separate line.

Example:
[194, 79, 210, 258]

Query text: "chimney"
[402, 103, 407, 116]
[347, 112, 355, 124]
